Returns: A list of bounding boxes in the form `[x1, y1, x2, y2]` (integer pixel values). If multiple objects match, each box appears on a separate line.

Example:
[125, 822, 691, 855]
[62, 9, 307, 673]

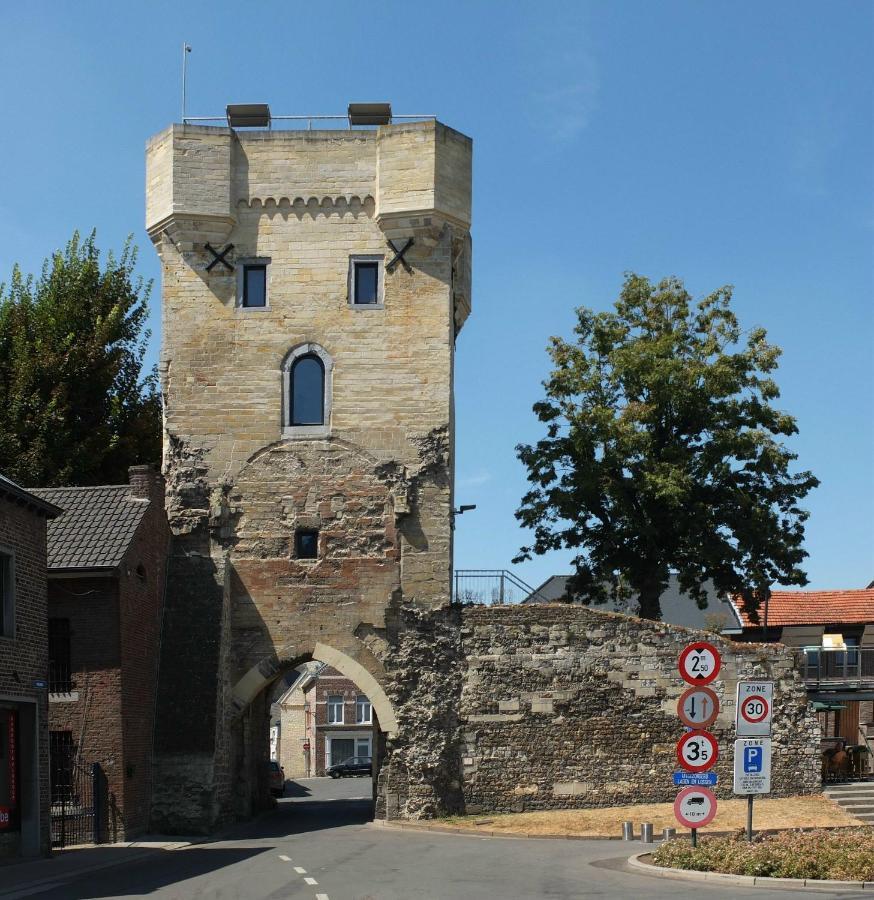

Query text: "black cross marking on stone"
[204, 242, 235, 272]
[385, 238, 414, 274]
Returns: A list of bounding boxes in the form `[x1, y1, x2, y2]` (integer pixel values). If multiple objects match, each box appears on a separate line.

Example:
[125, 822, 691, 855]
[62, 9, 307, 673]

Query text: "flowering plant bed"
[651, 828, 874, 882]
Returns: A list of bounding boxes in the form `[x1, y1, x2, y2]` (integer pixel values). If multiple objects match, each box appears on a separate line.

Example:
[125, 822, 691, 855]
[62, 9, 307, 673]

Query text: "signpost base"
[747, 795, 754, 842]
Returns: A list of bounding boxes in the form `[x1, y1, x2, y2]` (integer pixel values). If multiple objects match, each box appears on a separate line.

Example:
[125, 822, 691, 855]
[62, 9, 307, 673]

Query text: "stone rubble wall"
[457, 604, 820, 814]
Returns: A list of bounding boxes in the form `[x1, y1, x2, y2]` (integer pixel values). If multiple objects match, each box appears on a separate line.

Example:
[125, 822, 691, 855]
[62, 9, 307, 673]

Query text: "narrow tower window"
[349, 256, 383, 306]
[242, 264, 267, 307]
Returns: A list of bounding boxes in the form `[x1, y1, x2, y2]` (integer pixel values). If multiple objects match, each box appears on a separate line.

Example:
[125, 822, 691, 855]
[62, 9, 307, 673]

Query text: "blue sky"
[1, 1, 871, 590]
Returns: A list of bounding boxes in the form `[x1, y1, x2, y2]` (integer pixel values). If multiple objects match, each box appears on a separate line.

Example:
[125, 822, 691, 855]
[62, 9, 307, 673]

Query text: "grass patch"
[440, 795, 863, 837]
[652, 828, 874, 881]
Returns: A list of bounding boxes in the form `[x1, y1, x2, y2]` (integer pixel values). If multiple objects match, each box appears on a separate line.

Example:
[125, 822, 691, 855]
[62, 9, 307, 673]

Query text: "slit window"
[295, 529, 319, 560]
[0, 550, 12, 638]
[242, 264, 267, 308]
[290, 355, 325, 425]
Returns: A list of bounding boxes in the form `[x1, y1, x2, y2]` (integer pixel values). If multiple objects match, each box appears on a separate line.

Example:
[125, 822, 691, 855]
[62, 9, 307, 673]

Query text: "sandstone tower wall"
[146, 119, 472, 831]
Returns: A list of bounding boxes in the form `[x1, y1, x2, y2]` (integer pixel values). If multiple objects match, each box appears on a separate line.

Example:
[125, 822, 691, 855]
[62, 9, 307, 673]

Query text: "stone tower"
[145, 116, 472, 831]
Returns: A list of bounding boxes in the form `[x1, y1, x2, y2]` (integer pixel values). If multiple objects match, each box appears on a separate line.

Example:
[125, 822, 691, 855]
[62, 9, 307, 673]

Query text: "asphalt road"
[12, 778, 867, 899]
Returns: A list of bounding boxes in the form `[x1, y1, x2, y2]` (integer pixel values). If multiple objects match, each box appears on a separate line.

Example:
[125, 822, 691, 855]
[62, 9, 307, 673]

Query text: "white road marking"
[304, 877, 318, 885]
[278, 854, 291, 862]
[316, 895, 329, 900]
[294, 866, 307, 874]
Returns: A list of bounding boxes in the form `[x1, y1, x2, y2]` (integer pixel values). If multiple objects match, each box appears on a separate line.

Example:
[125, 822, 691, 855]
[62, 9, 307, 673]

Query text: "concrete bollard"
[622, 821, 634, 841]
[641, 822, 653, 843]
[662, 827, 676, 841]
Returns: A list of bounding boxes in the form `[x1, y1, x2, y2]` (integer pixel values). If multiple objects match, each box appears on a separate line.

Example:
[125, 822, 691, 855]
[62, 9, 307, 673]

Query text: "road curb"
[627, 852, 874, 891]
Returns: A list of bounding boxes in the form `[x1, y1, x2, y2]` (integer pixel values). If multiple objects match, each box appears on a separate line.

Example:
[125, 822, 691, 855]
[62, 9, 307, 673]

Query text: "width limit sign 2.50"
[678, 641, 721, 686]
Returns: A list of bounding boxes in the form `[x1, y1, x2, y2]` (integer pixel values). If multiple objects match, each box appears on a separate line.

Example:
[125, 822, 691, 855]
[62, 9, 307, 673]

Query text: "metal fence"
[452, 570, 549, 605]
[794, 647, 874, 688]
[50, 738, 107, 847]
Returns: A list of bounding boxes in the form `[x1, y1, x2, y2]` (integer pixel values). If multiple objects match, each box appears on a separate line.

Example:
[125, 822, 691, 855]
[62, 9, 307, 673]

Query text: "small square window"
[242, 264, 267, 308]
[295, 529, 319, 560]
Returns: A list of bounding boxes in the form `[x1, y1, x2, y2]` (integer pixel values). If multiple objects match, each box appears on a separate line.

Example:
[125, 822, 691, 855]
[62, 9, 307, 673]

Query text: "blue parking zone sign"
[744, 746, 763, 773]
[734, 738, 771, 794]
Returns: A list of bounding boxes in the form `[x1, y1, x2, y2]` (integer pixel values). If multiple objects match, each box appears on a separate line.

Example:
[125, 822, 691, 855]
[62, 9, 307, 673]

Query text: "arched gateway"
[145, 114, 472, 834]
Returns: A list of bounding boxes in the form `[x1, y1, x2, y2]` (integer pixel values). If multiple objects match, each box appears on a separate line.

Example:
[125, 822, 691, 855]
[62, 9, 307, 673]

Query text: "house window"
[291, 356, 325, 425]
[0, 549, 12, 638]
[349, 257, 383, 306]
[356, 696, 371, 724]
[355, 737, 372, 758]
[327, 695, 344, 724]
[236, 258, 270, 309]
[295, 529, 319, 560]
[49, 619, 72, 693]
[282, 344, 333, 438]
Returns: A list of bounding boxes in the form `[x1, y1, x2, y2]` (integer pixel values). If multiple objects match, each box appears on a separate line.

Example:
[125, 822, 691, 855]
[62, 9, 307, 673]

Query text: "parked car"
[327, 756, 372, 778]
[269, 760, 285, 797]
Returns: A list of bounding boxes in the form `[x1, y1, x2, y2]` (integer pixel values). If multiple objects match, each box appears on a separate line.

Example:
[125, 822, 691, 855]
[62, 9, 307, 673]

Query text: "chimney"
[128, 464, 163, 504]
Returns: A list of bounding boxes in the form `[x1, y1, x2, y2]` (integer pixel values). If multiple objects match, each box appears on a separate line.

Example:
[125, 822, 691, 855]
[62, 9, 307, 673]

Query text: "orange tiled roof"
[735, 589, 874, 628]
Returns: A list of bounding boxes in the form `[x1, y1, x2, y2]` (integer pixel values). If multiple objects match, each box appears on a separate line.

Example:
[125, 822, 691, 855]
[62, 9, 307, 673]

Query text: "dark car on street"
[327, 756, 372, 778]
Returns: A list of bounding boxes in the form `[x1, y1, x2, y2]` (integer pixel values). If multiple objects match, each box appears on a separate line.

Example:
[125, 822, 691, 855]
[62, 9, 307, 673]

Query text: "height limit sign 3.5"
[678, 641, 722, 686]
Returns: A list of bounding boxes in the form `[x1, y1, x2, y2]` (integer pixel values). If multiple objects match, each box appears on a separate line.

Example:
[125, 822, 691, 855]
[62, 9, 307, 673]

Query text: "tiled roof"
[0, 473, 63, 518]
[735, 589, 874, 628]
[31, 485, 149, 571]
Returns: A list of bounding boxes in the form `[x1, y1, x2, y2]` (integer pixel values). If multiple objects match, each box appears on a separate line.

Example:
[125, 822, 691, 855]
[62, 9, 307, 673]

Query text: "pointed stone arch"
[230, 641, 398, 735]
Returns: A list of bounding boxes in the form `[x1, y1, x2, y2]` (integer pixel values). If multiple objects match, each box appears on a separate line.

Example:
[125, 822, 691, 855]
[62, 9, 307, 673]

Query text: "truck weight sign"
[678, 641, 722, 686]
[735, 682, 773, 736]
[677, 686, 720, 728]
[676, 729, 719, 773]
[674, 787, 718, 829]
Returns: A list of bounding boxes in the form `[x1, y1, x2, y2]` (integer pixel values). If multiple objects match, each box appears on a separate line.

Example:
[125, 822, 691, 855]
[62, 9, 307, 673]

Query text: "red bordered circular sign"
[677, 686, 720, 729]
[676, 729, 719, 773]
[678, 641, 722, 686]
[674, 787, 718, 829]
[740, 694, 769, 724]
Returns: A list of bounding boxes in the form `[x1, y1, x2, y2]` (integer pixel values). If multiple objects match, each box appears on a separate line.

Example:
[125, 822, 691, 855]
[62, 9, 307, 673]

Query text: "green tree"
[515, 274, 818, 621]
[0, 231, 161, 487]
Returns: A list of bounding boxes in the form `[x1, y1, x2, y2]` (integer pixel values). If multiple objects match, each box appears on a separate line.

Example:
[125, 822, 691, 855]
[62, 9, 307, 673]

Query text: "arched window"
[291, 355, 324, 425]
[282, 343, 333, 438]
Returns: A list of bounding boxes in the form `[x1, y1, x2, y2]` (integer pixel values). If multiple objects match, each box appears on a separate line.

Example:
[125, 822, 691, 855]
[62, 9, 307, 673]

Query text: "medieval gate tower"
[145, 112, 472, 832]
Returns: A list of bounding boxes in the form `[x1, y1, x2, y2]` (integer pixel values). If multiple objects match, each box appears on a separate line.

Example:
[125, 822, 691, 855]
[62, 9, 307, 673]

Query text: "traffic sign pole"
[747, 795, 754, 843]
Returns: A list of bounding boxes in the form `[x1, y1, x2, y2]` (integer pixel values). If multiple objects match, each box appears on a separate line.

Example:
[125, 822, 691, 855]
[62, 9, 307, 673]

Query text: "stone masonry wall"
[458, 605, 820, 814]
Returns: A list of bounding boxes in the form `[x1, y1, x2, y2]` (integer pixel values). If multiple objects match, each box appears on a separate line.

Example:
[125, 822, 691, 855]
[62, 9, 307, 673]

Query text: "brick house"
[0, 474, 61, 858]
[733, 589, 874, 761]
[34, 466, 169, 841]
[277, 666, 373, 777]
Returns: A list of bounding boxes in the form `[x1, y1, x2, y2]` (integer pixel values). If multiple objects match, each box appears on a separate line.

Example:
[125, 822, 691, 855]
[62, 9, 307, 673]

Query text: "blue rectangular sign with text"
[673, 771, 718, 786]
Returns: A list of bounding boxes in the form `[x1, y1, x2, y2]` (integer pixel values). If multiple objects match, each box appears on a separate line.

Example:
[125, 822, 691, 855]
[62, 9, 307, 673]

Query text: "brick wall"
[48, 578, 124, 838]
[0, 496, 51, 856]
[118, 470, 169, 836]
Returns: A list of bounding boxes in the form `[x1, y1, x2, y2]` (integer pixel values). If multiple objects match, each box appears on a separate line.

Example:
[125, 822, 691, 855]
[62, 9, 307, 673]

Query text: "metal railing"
[452, 570, 549, 605]
[182, 114, 437, 131]
[794, 647, 874, 688]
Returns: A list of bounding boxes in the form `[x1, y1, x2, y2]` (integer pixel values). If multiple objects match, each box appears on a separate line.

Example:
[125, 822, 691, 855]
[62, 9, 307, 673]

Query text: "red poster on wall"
[0, 708, 19, 831]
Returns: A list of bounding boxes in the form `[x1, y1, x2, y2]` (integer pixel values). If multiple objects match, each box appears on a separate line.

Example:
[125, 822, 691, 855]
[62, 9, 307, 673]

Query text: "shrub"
[651, 828, 874, 882]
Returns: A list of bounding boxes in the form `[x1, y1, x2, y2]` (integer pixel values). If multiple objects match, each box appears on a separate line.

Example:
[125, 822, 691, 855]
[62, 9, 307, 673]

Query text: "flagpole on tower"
[182, 43, 192, 123]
